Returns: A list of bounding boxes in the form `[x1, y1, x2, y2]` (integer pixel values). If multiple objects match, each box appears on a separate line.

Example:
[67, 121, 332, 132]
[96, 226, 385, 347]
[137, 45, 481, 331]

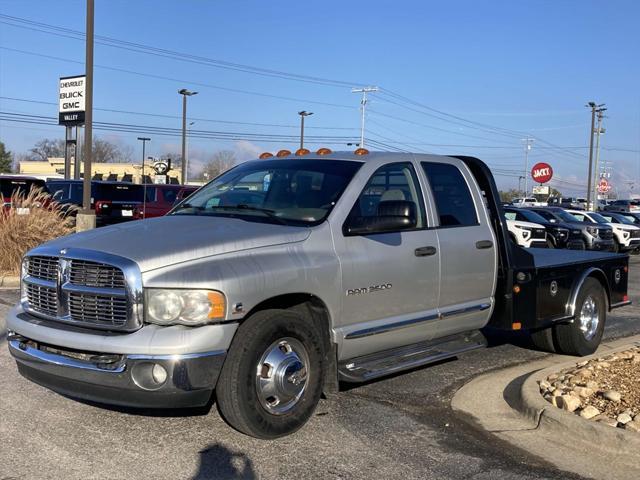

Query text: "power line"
[0, 14, 364, 89]
[0, 111, 359, 144]
[0, 95, 356, 131]
[0, 47, 356, 110]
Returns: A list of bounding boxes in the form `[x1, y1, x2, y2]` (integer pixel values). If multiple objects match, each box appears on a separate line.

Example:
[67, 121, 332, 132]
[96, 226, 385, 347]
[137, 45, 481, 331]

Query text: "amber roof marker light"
[295, 148, 310, 156]
[259, 152, 274, 159]
[276, 149, 292, 158]
[354, 147, 370, 156]
[316, 148, 332, 156]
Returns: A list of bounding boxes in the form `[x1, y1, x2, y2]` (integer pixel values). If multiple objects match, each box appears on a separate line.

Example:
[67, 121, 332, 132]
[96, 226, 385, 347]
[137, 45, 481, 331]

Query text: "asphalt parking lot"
[2, 257, 640, 480]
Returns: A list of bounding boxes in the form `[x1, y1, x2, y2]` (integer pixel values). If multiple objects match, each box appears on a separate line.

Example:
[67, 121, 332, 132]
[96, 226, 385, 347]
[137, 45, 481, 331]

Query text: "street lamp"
[137, 137, 151, 184]
[179, 88, 198, 184]
[298, 111, 313, 149]
[137, 137, 150, 219]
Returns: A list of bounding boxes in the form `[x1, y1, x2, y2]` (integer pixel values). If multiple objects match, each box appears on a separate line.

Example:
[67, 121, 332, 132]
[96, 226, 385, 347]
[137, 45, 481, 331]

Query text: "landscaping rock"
[617, 413, 633, 425]
[558, 395, 581, 412]
[579, 405, 600, 420]
[603, 390, 622, 403]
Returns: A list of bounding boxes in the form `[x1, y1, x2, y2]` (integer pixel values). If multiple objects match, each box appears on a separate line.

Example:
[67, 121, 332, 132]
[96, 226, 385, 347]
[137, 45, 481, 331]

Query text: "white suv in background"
[505, 212, 548, 248]
[566, 209, 640, 253]
[511, 197, 543, 208]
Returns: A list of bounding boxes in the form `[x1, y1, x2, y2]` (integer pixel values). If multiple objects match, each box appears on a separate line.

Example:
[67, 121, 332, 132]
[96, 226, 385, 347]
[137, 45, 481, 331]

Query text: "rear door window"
[422, 162, 478, 227]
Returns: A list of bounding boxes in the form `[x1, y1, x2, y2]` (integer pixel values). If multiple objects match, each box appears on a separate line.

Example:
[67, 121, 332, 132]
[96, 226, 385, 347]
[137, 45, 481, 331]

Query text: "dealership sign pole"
[58, 75, 86, 179]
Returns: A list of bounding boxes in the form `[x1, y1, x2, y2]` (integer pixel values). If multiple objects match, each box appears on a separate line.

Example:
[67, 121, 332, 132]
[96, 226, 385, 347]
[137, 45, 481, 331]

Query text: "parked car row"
[1, 175, 198, 225]
[503, 204, 640, 253]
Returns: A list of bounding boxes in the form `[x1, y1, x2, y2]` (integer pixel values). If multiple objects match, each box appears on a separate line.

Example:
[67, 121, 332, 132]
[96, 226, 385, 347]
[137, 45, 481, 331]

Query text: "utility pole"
[298, 111, 313, 149]
[78, 0, 95, 231]
[591, 108, 607, 209]
[179, 88, 198, 184]
[585, 102, 605, 210]
[351, 86, 378, 148]
[522, 137, 533, 196]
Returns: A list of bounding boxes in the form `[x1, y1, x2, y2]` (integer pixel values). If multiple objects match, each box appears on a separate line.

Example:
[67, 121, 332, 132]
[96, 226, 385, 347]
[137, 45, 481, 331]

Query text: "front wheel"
[553, 278, 606, 356]
[216, 309, 326, 439]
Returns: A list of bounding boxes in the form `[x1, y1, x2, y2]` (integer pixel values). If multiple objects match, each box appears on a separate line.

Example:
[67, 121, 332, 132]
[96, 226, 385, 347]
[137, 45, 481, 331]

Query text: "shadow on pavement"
[192, 443, 256, 480]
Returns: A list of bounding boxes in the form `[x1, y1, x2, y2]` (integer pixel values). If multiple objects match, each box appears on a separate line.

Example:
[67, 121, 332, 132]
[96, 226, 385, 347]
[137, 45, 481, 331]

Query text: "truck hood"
[40, 215, 311, 272]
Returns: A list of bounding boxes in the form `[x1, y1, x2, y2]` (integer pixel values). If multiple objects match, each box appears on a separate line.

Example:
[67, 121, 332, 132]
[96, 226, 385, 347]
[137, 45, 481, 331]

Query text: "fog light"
[152, 364, 167, 384]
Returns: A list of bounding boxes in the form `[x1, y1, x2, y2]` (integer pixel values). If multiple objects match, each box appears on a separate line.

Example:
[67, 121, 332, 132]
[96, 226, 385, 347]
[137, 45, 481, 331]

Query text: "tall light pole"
[78, 0, 95, 231]
[522, 137, 533, 196]
[351, 86, 378, 149]
[137, 137, 150, 218]
[137, 137, 150, 183]
[586, 102, 605, 209]
[592, 108, 607, 209]
[179, 88, 197, 184]
[298, 111, 313, 149]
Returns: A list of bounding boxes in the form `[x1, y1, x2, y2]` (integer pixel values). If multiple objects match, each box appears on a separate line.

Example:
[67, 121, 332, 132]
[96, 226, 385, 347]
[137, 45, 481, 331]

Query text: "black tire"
[530, 327, 556, 352]
[613, 238, 620, 253]
[553, 278, 606, 356]
[216, 308, 326, 439]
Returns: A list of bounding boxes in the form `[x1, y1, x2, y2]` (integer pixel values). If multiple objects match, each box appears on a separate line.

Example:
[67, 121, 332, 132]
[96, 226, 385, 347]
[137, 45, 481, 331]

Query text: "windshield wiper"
[209, 204, 288, 224]
[173, 203, 204, 212]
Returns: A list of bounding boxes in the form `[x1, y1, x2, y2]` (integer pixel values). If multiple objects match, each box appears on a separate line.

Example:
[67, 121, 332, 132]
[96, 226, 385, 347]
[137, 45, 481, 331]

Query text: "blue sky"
[0, 0, 638, 195]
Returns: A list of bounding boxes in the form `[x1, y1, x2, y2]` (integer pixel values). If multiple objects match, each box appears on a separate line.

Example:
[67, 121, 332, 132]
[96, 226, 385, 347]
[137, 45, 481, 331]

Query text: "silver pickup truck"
[6, 150, 631, 438]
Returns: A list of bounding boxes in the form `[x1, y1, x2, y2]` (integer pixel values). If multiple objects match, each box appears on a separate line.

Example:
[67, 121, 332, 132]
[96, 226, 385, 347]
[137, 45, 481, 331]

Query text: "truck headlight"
[586, 226, 598, 236]
[145, 289, 226, 326]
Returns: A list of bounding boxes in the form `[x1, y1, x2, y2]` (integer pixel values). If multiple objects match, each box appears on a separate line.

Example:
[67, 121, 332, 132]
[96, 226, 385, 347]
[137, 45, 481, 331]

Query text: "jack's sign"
[58, 75, 86, 126]
[531, 162, 553, 184]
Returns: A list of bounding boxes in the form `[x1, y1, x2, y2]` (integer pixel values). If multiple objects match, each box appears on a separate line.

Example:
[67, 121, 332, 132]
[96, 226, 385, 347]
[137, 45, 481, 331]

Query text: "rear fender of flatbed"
[489, 247, 630, 331]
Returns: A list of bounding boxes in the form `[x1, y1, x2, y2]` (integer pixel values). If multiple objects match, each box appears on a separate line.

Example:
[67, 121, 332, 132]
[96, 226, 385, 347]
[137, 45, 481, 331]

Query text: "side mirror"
[345, 200, 417, 236]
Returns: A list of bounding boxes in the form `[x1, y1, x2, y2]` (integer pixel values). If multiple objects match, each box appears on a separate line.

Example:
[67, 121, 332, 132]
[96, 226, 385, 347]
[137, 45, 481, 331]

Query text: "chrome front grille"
[21, 249, 142, 332]
[26, 256, 58, 282]
[69, 292, 128, 326]
[70, 259, 126, 289]
[631, 230, 640, 239]
[599, 230, 613, 240]
[25, 282, 58, 317]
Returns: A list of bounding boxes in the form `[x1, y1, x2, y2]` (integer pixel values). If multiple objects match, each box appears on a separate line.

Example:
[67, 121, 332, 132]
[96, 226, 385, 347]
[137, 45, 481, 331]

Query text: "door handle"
[476, 240, 493, 249]
[415, 246, 437, 257]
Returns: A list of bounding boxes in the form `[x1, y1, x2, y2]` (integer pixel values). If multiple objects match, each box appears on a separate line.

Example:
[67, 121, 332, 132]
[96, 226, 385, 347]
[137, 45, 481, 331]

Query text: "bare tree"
[27, 139, 65, 161]
[26, 137, 134, 163]
[92, 138, 134, 163]
[200, 150, 236, 180]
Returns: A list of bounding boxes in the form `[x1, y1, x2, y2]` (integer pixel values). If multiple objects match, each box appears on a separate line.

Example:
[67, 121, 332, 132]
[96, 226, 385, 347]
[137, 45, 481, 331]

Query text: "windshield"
[171, 159, 363, 226]
[602, 213, 635, 225]
[1, 178, 47, 198]
[588, 212, 610, 224]
[518, 209, 548, 224]
[554, 209, 581, 223]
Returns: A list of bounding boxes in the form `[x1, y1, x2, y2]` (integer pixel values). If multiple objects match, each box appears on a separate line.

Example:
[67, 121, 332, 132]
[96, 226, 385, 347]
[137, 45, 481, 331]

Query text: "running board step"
[338, 331, 487, 382]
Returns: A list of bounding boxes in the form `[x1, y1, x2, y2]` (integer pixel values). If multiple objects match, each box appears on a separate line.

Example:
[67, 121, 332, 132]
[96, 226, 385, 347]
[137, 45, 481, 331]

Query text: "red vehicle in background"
[1, 176, 49, 211]
[133, 184, 198, 219]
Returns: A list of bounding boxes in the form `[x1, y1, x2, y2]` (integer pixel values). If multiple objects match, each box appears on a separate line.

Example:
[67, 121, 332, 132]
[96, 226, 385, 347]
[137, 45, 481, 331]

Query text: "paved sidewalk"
[453, 335, 640, 480]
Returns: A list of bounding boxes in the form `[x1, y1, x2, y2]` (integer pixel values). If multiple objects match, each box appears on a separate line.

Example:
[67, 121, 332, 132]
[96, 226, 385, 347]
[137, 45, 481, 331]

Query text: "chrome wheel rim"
[256, 337, 309, 415]
[579, 295, 599, 340]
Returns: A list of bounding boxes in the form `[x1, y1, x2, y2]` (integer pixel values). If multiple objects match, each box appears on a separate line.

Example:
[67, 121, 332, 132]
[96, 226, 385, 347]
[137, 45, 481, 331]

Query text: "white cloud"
[234, 140, 263, 163]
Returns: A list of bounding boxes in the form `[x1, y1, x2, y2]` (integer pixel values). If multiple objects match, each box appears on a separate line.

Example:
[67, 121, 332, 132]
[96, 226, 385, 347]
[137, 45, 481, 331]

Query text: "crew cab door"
[332, 161, 441, 359]
[420, 160, 497, 337]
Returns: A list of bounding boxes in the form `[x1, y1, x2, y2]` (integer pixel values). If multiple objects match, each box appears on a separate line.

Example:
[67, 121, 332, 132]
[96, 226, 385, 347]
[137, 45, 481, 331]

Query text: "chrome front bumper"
[8, 333, 226, 408]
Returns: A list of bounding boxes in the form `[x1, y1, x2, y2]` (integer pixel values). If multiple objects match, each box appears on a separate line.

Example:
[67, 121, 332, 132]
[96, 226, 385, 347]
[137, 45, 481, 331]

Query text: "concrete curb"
[0, 276, 19, 288]
[516, 336, 640, 458]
